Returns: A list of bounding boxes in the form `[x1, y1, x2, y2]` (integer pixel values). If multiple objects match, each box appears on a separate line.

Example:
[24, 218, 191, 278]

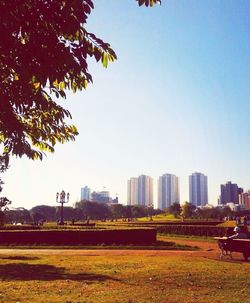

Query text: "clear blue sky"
[2, 0, 250, 209]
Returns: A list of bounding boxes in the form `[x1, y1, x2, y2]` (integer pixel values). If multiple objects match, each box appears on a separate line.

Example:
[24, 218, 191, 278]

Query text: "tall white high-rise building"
[158, 174, 179, 210]
[81, 186, 91, 201]
[189, 172, 208, 206]
[138, 175, 153, 207]
[127, 177, 138, 206]
[127, 175, 153, 207]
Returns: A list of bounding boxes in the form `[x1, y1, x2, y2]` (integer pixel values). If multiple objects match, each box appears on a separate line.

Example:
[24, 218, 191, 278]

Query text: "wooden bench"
[214, 237, 250, 261]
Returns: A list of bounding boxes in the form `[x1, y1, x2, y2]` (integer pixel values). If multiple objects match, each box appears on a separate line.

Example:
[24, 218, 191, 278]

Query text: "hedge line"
[0, 228, 156, 245]
[157, 225, 229, 237]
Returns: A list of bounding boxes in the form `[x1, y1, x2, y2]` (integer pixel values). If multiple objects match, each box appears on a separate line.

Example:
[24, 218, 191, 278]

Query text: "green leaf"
[59, 81, 65, 90]
[101, 52, 108, 68]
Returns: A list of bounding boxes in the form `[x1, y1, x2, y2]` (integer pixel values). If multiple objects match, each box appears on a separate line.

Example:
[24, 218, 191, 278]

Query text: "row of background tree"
[3, 200, 245, 225]
[169, 202, 245, 220]
[4, 201, 163, 224]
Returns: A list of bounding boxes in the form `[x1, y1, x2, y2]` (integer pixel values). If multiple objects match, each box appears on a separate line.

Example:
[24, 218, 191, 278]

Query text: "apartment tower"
[189, 172, 208, 206]
[158, 174, 179, 210]
[127, 175, 153, 207]
[81, 186, 91, 201]
[127, 177, 138, 206]
[220, 181, 242, 205]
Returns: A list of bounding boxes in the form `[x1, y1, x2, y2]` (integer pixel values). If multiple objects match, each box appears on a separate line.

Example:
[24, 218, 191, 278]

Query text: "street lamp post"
[56, 190, 69, 225]
[148, 201, 153, 221]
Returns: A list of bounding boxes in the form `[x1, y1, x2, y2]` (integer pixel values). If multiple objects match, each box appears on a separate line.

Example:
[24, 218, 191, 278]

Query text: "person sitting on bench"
[229, 226, 249, 239]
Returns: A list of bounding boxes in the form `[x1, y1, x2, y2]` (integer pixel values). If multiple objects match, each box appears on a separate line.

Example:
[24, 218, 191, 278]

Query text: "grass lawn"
[158, 233, 216, 243]
[0, 245, 249, 303]
[137, 213, 179, 221]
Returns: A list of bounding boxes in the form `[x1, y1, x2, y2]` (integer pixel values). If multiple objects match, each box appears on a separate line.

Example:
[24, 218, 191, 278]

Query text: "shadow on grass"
[0, 263, 120, 282]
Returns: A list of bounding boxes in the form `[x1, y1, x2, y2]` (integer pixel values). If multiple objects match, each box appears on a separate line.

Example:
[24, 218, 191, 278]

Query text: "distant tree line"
[3, 201, 163, 225]
[3, 201, 244, 226]
[167, 202, 236, 220]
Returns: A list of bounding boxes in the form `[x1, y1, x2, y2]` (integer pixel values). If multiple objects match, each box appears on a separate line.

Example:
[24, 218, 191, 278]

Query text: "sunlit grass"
[0, 248, 249, 303]
[217, 221, 237, 227]
[158, 233, 215, 243]
[137, 213, 179, 221]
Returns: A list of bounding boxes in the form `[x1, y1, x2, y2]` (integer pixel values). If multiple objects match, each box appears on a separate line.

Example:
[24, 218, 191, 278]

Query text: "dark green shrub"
[157, 225, 228, 237]
[0, 211, 5, 227]
[0, 228, 156, 245]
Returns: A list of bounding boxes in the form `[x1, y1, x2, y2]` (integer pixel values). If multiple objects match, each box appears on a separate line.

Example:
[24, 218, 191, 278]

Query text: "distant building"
[127, 175, 153, 207]
[91, 191, 110, 203]
[158, 174, 179, 210]
[189, 172, 208, 206]
[81, 186, 91, 201]
[112, 196, 119, 204]
[239, 191, 250, 210]
[220, 181, 242, 205]
[247, 195, 250, 210]
[138, 175, 153, 207]
[226, 202, 238, 211]
[127, 177, 138, 206]
[202, 204, 214, 209]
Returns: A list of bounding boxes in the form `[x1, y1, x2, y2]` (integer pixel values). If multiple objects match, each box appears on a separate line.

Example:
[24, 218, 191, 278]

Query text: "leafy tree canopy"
[181, 202, 196, 219]
[0, 155, 11, 222]
[5, 207, 31, 224]
[0, 194, 11, 226]
[0, 0, 160, 166]
[167, 202, 181, 218]
[75, 200, 111, 220]
[0, 197, 11, 211]
[30, 205, 56, 221]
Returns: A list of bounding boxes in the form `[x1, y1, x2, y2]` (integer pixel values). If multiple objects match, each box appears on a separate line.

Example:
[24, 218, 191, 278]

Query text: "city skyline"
[3, 167, 250, 209]
[1, 1, 249, 209]
[78, 173, 249, 209]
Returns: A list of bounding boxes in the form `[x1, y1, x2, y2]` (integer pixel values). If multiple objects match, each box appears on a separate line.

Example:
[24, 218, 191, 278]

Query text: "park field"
[0, 237, 249, 303]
